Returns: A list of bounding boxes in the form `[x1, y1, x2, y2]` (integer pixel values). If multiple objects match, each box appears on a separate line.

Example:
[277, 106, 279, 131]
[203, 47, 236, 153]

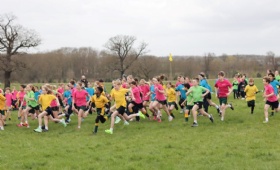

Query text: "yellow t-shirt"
[39, 94, 56, 110]
[166, 88, 176, 103]
[91, 94, 109, 108]
[111, 88, 129, 108]
[244, 85, 258, 101]
[0, 93, 6, 110]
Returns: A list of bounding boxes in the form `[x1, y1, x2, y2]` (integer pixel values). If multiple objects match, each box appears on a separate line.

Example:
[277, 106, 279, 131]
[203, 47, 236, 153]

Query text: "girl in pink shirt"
[11, 86, 18, 109]
[17, 85, 27, 125]
[263, 76, 280, 123]
[151, 77, 173, 122]
[128, 81, 149, 120]
[72, 82, 90, 129]
[5, 87, 13, 120]
[139, 79, 150, 109]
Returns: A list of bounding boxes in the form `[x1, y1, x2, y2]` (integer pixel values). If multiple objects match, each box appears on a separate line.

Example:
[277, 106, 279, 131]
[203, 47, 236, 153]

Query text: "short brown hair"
[218, 71, 225, 77]
[263, 76, 270, 83]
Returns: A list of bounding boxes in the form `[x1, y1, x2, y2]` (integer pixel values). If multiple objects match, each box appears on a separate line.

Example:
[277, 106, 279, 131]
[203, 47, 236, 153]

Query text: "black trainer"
[229, 103, 234, 110]
[209, 114, 214, 123]
[43, 129, 48, 132]
[191, 122, 198, 127]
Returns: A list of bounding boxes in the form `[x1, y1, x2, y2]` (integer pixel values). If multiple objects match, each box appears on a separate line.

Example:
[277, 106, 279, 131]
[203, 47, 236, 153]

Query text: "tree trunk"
[4, 71, 12, 89]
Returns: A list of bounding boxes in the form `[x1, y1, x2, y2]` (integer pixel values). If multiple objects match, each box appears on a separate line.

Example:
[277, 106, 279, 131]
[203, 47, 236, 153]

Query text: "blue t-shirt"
[270, 80, 279, 95]
[176, 84, 186, 100]
[63, 90, 72, 105]
[86, 88, 95, 101]
[150, 85, 156, 101]
[200, 79, 212, 92]
[34, 91, 41, 101]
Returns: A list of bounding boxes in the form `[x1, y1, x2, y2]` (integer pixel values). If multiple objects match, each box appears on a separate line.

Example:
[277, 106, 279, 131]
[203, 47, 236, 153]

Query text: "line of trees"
[1, 50, 278, 84]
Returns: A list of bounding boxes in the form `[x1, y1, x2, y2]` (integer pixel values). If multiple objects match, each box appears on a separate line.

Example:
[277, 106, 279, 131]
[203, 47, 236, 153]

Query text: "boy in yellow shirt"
[244, 78, 260, 114]
[89, 86, 109, 134]
[0, 90, 6, 130]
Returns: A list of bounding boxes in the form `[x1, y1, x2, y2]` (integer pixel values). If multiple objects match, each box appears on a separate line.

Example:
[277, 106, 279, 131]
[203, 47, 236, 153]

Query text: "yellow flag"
[169, 53, 173, 62]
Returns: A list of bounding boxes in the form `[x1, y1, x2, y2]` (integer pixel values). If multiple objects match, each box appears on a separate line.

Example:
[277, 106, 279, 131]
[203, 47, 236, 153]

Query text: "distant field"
[1, 78, 280, 170]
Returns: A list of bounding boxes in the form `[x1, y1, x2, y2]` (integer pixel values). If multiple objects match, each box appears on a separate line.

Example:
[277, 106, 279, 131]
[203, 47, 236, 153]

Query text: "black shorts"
[179, 98, 185, 109]
[45, 107, 54, 116]
[131, 101, 144, 109]
[194, 101, 203, 109]
[266, 101, 279, 109]
[76, 105, 87, 111]
[204, 92, 211, 100]
[0, 110, 4, 115]
[157, 100, 167, 105]
[96, 108, 105, 116]
[117, 106, 126, 115]
[51, 106, 59, 111]
[28, 105, 40, 111]
[247, 100, 255, 107]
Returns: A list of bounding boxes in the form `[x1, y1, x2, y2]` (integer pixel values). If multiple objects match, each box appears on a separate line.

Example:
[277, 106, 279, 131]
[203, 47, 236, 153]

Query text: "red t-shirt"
[73, 90, 88, 106]
[264, 84, 278, 102]
[215, 79, 232, 98]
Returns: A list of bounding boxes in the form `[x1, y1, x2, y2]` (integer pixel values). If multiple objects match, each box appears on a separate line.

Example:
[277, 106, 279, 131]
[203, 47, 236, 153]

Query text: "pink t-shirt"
[50, 98, 58, 107]
[18, 91, 26, 106]
[155, 84, 166, 101]
[140, 84, 150, 101]
[175, 81, 181, 87]
[122, 83, 128, 89]
[12, 90, 18, 100]
[132, 86, 142, 104]
[58, 87, 64, 95]
[5, 93, 12, 107]
[265, 84, 278, 102]
[73, 90, 88, 106]
[215, 79, 232, 98]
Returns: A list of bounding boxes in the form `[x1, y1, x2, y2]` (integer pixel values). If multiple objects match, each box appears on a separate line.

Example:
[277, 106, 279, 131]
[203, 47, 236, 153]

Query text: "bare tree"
[104, 35, 148, 78]
[203, 53, 215, 78]
[0, 14, 41, 88]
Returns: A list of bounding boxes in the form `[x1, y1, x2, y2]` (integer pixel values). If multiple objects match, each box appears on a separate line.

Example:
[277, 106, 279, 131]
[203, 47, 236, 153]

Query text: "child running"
[5, 87, 13, 121]
[105, 80, 145, 135]
[0, 89, 6, 130]
[214, 71, 234, 121]
[186, 78, 214, 127]
[72, 82, 91, 129]
[262, 76, 280, 123]
[244, 78, 260, 114]
[166, 82, 177, 118]
[89, 86, 109, 134]
[34, 86, 66, 132]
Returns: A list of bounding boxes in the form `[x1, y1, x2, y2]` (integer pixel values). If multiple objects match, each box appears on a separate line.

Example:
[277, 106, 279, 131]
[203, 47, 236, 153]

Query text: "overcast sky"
[1, 0, 280, 56]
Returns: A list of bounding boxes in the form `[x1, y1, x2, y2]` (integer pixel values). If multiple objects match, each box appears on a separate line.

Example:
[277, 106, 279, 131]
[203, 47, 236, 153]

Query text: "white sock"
[265, 118, 269, 121]
[45, 126, 48, 130]
[194, 120, 197, 123]
[110, 128, 113, 131]
[221, 117, 224, 121]
[38, 126, 41, 129]
[215, 105, 219, 109]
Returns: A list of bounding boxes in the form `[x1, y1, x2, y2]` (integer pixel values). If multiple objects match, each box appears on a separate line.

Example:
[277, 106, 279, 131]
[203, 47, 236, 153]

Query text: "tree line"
[1, 49, 278, 84]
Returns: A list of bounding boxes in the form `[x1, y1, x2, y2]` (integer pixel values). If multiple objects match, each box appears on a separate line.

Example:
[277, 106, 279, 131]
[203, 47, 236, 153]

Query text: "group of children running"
[0, 70, 278, 133]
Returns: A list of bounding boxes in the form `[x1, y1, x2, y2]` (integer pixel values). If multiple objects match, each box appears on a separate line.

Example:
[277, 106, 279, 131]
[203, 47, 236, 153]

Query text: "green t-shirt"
[186, 92, 194, 106]
[27, 91, 38, 107]
[233, 80, 239, 90]
[189, 86, 207, 102]
[276, 75, 280, 82]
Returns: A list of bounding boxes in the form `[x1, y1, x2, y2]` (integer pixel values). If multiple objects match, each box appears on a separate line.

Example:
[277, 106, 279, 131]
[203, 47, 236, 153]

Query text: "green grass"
[1, 78, 280, 170]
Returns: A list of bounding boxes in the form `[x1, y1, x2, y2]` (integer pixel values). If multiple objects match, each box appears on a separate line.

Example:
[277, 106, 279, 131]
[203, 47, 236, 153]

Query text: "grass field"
[1, 78, 280, 170]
